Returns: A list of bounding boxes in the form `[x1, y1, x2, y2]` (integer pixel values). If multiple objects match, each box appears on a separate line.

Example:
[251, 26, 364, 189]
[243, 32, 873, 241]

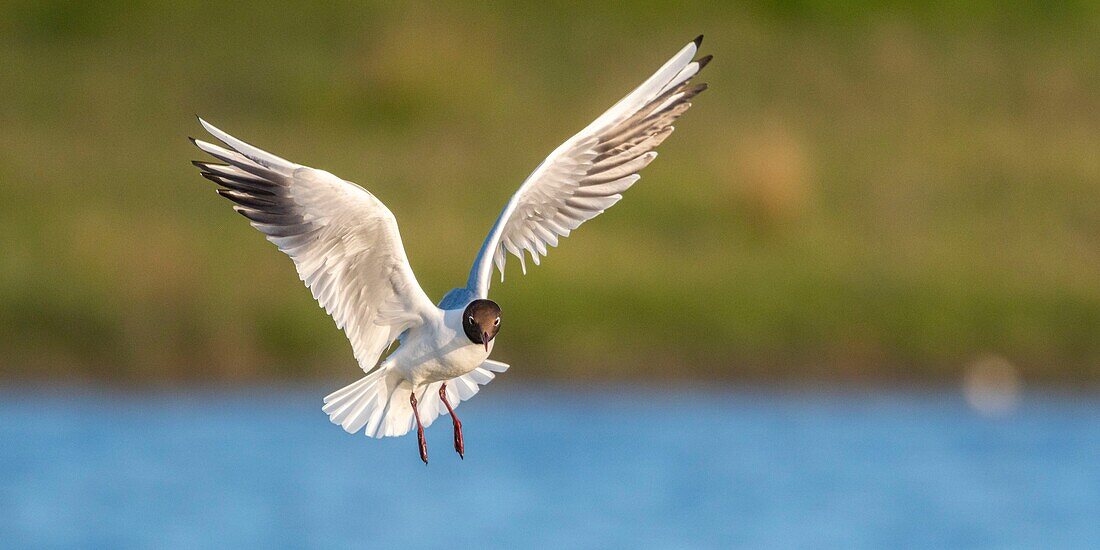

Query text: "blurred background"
[0, 1, 1097, 548]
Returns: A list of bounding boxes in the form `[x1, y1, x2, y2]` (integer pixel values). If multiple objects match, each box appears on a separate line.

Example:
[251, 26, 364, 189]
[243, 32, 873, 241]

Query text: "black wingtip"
[693, 34, 704, 47]
[198, 172, 222, 184]
[696, 54, 713, 70]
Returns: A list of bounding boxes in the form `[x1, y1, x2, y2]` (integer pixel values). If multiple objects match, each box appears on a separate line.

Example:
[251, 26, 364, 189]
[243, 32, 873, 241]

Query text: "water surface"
[1, 386, 1097, 548]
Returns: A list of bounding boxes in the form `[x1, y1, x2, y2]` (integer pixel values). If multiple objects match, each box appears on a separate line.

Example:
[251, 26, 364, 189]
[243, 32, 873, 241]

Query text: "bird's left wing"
[465, 36, 710, 298]
[190, 119, 439, 373]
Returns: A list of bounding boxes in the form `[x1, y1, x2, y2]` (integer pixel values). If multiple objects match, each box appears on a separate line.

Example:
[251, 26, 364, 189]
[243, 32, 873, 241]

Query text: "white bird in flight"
[190, 36, 710, 463]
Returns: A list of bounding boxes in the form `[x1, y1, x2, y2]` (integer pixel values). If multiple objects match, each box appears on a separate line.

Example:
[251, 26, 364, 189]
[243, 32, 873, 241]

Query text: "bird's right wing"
[191, 119, 439, 373]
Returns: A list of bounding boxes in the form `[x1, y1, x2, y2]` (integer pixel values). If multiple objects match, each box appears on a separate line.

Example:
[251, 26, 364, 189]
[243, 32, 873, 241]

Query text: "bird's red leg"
[410, 391, 428, 465]
[439, 383, 464, 459]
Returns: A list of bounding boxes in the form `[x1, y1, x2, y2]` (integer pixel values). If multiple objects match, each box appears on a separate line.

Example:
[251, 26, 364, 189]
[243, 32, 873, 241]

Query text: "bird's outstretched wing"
[465, 36, 710, 298]
[191, 119, 439, 373]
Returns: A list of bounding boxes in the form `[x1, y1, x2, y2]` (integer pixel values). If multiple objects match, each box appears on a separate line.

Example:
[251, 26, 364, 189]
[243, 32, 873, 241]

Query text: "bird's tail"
[322, 359, 511, 439]
[323, 367, 412, 438]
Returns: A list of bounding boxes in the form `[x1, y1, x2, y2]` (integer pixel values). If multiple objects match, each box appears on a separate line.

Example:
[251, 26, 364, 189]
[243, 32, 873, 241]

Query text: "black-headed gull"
[190, 36, 710, 463]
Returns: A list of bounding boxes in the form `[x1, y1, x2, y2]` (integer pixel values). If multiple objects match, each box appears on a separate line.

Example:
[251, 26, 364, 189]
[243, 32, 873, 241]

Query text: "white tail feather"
[322, 360, 510, 439]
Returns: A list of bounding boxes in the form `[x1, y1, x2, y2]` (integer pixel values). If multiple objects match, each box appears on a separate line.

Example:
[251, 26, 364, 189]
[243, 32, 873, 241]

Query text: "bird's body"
[189, 36, 710, 462]
[320, 300, 504, 444]
[390, 306, 495, 386]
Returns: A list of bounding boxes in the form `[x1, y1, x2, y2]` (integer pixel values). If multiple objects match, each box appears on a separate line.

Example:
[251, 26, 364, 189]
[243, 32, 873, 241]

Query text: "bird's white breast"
[387, 306, 493, 386]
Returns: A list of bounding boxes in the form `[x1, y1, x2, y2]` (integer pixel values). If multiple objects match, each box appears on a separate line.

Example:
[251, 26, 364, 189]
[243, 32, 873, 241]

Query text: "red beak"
[483, 332, 490, 352]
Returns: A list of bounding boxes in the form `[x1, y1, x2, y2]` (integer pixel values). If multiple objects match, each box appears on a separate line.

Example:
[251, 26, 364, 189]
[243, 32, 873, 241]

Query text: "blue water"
[0, 386, 1097, 548]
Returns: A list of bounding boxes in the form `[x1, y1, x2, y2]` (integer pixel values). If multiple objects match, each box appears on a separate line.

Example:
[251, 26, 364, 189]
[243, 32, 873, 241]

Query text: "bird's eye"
[493, 317, 500, 326]
[468, 315, 475, 324]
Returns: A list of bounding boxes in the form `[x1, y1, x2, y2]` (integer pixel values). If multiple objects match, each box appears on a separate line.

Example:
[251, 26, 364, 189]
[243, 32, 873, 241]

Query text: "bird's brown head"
[462, 299, 501, 351]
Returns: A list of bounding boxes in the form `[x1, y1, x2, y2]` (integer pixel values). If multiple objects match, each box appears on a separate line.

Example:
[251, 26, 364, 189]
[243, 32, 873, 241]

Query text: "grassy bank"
[0, 2, 1097, 385]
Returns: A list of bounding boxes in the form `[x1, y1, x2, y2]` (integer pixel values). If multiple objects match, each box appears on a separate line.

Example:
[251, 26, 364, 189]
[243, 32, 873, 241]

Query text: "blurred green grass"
[0, 1, 1097, 385]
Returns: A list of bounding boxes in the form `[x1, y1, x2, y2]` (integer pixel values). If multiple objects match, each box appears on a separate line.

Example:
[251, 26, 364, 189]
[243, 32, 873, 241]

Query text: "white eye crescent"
[468, 315, 475, 324]
[493, 317, 500, 326]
